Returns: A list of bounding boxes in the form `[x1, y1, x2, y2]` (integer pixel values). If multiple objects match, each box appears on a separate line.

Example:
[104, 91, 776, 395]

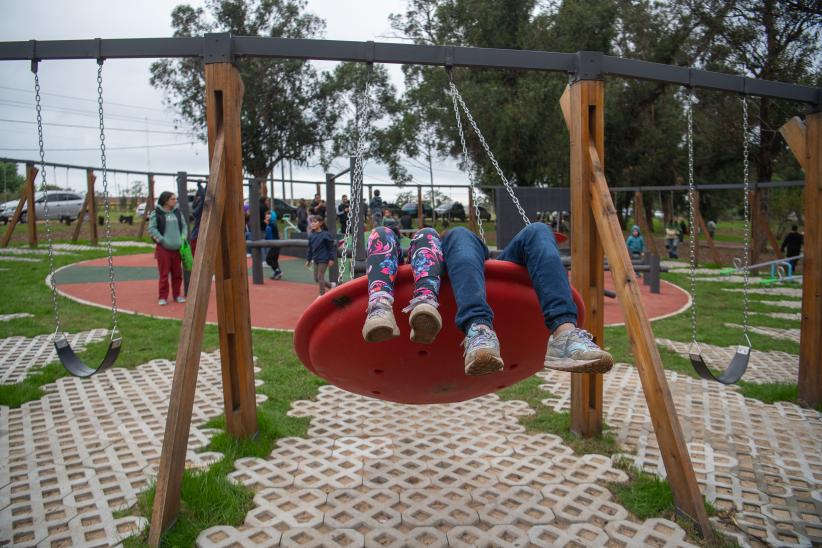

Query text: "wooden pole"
[561, 82, 604, 438]
[763, 220, 783, 259]
[26, 164, 37, 247]
[587, 140, 714, 539]
[73, 170, 98, 245]
[138, 174, 155, 239]
[149, 130, 229, 547]
[780, 114, 821, 408]
[149, 63, 256, 546]
[633, 191, 659, 256]
[1, 163, 36, 248]
[694, 196, 721, 265]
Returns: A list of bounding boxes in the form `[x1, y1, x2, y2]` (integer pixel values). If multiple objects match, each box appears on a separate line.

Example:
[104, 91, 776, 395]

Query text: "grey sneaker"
[158, 299, 168, 306]
[462, 323, 504, 376]
[403, 296, 442, 345]
[545, 328, 614, 373]
[362, 297, 400, 343]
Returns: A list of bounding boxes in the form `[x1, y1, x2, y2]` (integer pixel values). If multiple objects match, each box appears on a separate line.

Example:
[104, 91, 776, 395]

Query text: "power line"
[0, 85, 169, 112]
[0, 141, 199, 152]
[0, 99, 179, 126]
[0, 117, 193, 136]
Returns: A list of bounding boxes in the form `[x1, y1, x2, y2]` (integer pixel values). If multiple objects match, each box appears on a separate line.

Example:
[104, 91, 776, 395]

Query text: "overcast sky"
[0, 0, 473, 203]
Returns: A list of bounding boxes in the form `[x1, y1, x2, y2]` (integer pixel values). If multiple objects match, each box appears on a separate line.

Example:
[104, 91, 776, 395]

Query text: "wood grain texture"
[1, 164, 36, 248]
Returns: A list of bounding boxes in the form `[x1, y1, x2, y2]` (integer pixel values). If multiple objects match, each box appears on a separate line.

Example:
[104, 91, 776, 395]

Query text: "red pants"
[155, 244, 183, 300]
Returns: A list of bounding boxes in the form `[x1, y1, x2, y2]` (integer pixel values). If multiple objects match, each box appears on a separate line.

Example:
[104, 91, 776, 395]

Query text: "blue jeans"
[442, 224, 577, 333]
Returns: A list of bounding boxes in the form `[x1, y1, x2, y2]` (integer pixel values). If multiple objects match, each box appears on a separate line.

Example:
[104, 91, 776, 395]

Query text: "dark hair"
[374, 189, 381, 197]
[158, 191, 176, 207]
[792, 224, 798, 231]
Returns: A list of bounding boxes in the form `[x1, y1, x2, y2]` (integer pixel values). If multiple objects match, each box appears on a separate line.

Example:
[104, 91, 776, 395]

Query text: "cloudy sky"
[0, 0, 472, 203]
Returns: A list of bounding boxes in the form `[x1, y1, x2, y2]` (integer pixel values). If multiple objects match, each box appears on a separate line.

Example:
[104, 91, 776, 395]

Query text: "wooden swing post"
[561, 81, 605, 438]
[780, 113, 822, 408]
[1, 163, 38, 248]
[137, 174, 155, 239]
[562, 81, 713, 539]
[148, 62, 257, 547]
[72, 169, 98, 245]
[633, 191, 659, 256]
[693, 192, 722, 265]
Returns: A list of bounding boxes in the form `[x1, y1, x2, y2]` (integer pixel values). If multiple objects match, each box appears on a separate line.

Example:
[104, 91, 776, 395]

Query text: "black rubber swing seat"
[295, 260, 585, 405]
[688, 345, 751, 385]
[55, 333, 122, 378]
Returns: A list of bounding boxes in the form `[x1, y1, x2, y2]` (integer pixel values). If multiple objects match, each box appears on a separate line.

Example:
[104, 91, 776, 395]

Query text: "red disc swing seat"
[294, 256, 585, 405]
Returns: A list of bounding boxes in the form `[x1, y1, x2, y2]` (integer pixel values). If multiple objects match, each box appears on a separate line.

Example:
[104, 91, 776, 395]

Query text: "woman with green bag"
[148, 191, 189, 305]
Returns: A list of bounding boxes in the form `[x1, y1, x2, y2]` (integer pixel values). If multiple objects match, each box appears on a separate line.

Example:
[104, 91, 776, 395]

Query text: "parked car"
[10, 190, 85, 223]
[434, 201, 492, 221]
[136, 194, 196, 219]
[0, 199, 20, 224]
[400, 202, 434, 218]
[435, 201, 467, 221]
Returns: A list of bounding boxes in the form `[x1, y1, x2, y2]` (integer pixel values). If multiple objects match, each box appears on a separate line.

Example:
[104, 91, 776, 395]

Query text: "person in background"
[665, 222, 679, 259]
[337, 194, 351, 233]
[781, 224, 804, 272]
[296, 199, 309, 232]
[148, 191, 188, 305]
[265, 210, 282, 280]
[369, 189, 384, 227]
[306, 215, 336, 296]
[189, 183, 206, 255]
[706, 219, 717, 239]
[309, 193, 322, 214]
[315, 199, 327, 219]
[625, 225, 645, 259]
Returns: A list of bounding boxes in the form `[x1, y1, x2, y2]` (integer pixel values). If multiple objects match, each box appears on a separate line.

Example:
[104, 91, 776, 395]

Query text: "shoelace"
[565, 328, 596, 349]
[401, 295, 439, 314]
[462, 327, 497, 355]
[367, 298, 393, 318]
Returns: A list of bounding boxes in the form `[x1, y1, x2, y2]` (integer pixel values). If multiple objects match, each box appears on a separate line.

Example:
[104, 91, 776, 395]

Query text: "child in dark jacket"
[306, 215, 336, 295]
[265, 210, 282, 280]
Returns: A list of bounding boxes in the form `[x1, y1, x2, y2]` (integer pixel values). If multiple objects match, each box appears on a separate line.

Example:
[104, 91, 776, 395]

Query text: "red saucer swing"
[294, 252, 585, 405]
[295, 76, 584, 404]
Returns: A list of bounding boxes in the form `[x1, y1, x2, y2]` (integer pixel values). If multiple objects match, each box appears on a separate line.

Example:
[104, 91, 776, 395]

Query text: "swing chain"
[686, 90, 698, 347]
[34, 70, 62, 335]
[338, 64, 372, 283]
[97, 61, 119, 337]
[448, 80, 530, 228]
[741, 96, 751, 340]
[448, 79, 485, 243]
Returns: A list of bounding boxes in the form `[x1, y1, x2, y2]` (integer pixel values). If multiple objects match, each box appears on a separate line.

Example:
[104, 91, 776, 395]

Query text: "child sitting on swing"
[362, 224, 443, 345]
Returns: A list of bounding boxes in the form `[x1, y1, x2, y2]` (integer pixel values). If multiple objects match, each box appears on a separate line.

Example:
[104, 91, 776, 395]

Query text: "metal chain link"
[97, 62, 119, 337]
[449, 80, 530, 228]
[338, 66, 371, 283]
[741, 96, 751, 342]
[34, 70, 62, 335]
[686, 90, 699, 347]
[448, 79, 485, 243]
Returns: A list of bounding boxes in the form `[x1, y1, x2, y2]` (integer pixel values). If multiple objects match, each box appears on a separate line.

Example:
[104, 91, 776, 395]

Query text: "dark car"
[435, 201, 492, 221]
[435, 201, 466, 221]
[401, 202, 434, 218]
[270, 198, 297, 220]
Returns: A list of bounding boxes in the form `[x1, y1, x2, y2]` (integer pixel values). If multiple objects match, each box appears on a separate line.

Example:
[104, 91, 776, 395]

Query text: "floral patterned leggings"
[366, 226, 443, 302]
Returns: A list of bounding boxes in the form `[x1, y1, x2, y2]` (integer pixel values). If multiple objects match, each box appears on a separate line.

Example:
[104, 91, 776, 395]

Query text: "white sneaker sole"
[465, 349, 504, 376]
[544, 354, 614, 374]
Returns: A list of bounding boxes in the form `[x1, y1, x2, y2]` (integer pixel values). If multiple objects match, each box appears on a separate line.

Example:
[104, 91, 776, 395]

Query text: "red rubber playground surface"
[54, 253, 690, 330]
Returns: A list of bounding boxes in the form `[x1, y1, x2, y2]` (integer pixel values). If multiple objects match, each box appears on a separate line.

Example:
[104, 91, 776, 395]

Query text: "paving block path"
[197, 386, 704, 548]
[539, 363, 822, 546]
[0, 350, 267, 546]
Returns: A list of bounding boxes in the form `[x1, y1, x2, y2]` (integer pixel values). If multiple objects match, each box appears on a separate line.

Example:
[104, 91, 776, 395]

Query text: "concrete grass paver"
[199, 386, 698, 548]
[0, 349, 266, 546]
[0, 329, 109, 384]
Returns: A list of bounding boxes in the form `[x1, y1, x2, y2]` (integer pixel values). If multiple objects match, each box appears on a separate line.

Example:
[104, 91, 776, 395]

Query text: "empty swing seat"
[295, 259, 585, 404]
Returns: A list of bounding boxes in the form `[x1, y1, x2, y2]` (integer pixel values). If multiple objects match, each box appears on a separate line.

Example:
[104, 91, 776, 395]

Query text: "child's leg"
[316, 263, 331, 294]
[405, 227, 444, 344]
[366, 226, 401, 301]
[363, 227, 401, 342]
[407, 227, 443, 302]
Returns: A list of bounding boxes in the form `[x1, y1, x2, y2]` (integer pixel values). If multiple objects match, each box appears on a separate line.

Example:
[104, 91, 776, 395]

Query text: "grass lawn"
[0, 236, 807, 546]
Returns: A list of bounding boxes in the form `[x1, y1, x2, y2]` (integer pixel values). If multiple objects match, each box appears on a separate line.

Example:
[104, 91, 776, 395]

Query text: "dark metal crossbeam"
[0, 34, 818, 105]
